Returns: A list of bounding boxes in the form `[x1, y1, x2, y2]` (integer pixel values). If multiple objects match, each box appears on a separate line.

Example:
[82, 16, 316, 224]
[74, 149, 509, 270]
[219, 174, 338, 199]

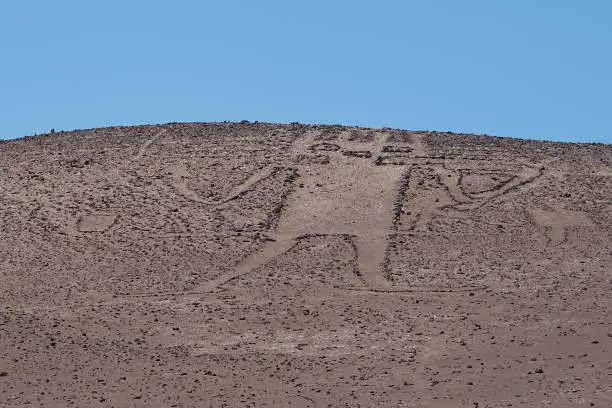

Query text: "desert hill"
[1, 122, 610, 407]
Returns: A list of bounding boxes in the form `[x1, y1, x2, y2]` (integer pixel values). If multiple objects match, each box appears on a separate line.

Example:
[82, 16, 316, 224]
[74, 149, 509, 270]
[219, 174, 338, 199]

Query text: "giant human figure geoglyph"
[194, 128, 545, 294]
[197, 130, 412, 291]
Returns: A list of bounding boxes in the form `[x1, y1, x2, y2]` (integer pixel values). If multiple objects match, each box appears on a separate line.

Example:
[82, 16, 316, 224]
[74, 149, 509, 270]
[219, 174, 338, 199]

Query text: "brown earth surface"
[0, 122, 611, 407]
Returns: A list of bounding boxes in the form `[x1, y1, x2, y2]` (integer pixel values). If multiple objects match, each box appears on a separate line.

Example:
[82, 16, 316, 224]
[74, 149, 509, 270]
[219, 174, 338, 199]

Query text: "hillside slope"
[1, 122, 610, 407]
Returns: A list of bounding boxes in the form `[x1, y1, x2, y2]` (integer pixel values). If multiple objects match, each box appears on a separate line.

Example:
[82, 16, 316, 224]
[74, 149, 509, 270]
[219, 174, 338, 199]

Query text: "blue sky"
[1, 1, 611, 143]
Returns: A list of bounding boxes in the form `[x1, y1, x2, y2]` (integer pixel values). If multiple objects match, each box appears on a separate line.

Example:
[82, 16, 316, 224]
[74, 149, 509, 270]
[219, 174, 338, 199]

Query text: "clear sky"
[1, 1, 611, 143]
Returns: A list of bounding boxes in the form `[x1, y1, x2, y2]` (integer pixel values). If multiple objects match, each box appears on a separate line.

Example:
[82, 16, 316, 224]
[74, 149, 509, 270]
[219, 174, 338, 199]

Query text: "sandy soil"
[0, 122, 610, 407]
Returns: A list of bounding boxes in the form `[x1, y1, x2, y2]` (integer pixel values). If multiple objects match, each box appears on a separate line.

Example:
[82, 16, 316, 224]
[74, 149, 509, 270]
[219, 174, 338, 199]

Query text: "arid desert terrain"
[0, 122, 610, 407]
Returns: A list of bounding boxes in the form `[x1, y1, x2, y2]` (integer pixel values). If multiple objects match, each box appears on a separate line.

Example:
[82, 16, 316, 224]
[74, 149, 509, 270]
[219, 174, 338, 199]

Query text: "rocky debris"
[0, 122, 610, 407]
